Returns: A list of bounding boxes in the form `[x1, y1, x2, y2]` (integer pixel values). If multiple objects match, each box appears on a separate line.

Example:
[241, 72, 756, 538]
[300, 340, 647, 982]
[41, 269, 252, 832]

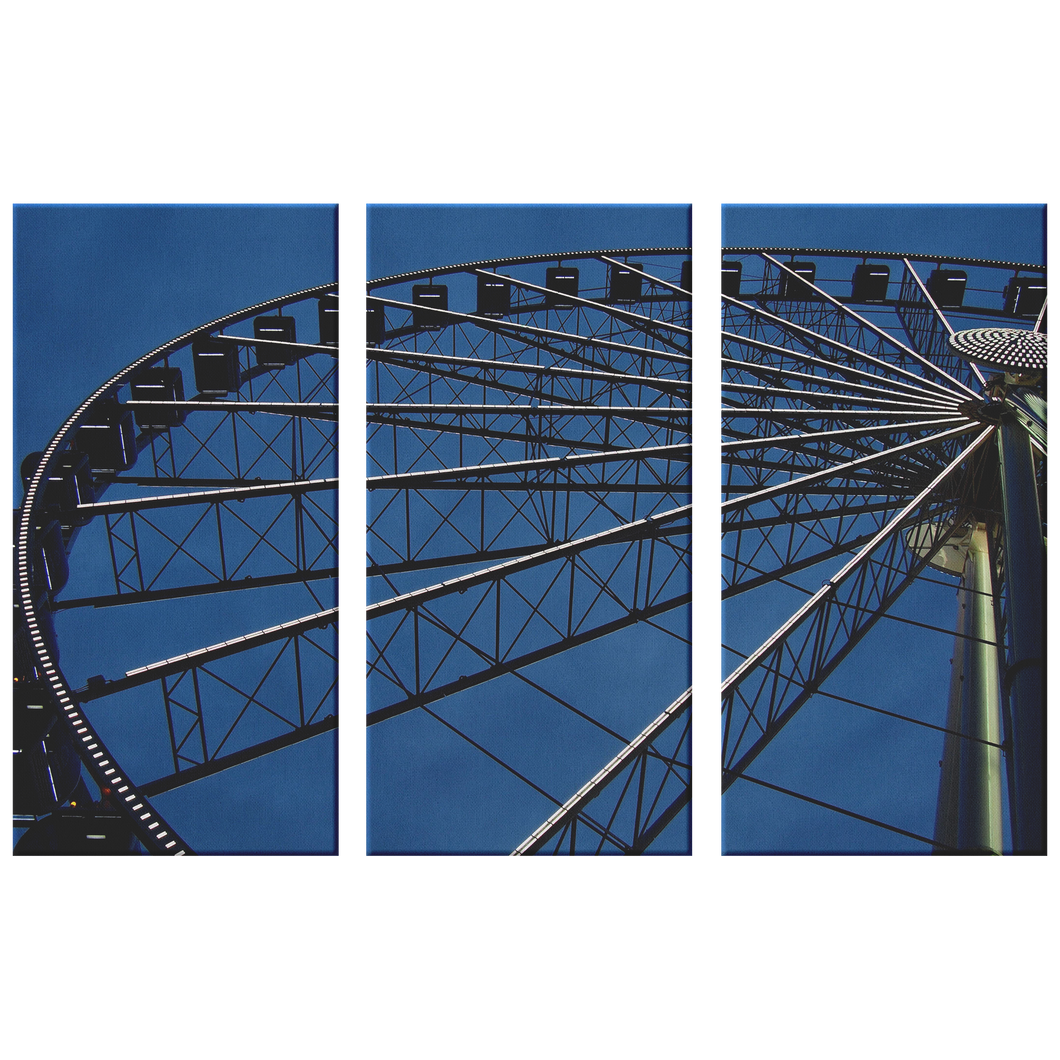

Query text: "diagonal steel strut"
[513, 688, 691, 855]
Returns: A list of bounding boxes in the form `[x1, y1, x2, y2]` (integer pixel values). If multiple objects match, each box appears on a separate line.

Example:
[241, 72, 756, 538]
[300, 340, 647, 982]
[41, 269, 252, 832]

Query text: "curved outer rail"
[367, 246, 691, 289]
[16, 281, 338, 855]
[721, 248, 1046, 272]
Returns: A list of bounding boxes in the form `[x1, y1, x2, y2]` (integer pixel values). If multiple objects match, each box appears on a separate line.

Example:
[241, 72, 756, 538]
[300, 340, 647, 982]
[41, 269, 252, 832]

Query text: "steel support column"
[933, 526, 1003, 853]
[997, 418, 1046, 853]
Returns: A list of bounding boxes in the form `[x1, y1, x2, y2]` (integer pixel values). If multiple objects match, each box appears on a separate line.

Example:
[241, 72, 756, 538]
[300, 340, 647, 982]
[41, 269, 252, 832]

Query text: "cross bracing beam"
[153, 626, 336, 792]
[367, 590, 690, 727]
[372, 357, 638, 412]
[722, 427, 960, 482]
[368, 444, 691, 490]
[723, 495, 917, 536]
[369, 403, 690, 420]
[98, 486, 335, 599]
[724, 528, 893, 599]
[366, 294, 695, 364]
[722, 421, 963, 454]
[368, 406, 689, 461]
[369, 346, 692, 396]
[367, 508, 691, 724]
[721, 358, 961, 410]
[132, 406, 336, 484]
[53, 566, 338, 610]
[369, 448, 690, 574]
[722, 429, 959, 476]
[512, 688, 691, 855]
[723, 436, 942, 492]
[138, 714, 337, 797]
[369, 296, 693, 365]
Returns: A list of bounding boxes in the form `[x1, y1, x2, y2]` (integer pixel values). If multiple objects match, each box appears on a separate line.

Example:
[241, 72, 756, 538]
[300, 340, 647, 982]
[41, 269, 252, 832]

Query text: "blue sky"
[721, 203, 1046, 853]
[14, 205, 338, 853]
[367, 204, 692, 854]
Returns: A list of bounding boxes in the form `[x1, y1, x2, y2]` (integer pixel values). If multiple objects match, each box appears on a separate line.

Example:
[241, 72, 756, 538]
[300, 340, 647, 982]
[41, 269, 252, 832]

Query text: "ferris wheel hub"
[949, 328, 1046, 379]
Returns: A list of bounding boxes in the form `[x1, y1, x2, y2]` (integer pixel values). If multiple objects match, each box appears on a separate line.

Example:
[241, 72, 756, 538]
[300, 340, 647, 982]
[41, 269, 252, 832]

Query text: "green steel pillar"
[933, 525, 1003, 854]
[997, 418, 1046, 853]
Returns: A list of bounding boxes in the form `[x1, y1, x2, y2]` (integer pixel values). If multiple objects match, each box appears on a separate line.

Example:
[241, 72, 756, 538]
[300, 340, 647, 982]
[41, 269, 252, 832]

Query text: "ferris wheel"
[14, 284, 339, 854]
[721, 248, 1046, 854]
[367, 248, 692, 854]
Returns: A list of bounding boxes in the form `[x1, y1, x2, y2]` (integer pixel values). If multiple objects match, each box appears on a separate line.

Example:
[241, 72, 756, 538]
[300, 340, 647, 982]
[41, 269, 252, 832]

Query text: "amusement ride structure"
[721, 249, 1045, 853]
[367, 248, 692, 854]
[14, 284, 339, 854]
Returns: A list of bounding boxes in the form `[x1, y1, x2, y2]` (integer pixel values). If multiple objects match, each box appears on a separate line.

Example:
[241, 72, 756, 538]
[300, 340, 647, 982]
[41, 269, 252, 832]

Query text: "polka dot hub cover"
[949, 328, 1047, 373]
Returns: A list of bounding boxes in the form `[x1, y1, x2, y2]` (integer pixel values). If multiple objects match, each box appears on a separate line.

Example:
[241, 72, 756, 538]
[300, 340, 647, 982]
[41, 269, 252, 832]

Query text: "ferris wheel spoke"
[368, 504, 690, 616]
[721, 382, 959, 414]
[723, 296, 972, 403]
[722, 420, 964, 456]
[716, 334, 966, 409]
[722, 361, 960, 413]
[760, 253, 981, 395]
[368, 406, 689, 456]
[75, 607, 338, 700]
[722, 422, 977, 517]
[722, 419, 966, 485]
[723, 407, 967, 423]
[721, 425, 994, 790]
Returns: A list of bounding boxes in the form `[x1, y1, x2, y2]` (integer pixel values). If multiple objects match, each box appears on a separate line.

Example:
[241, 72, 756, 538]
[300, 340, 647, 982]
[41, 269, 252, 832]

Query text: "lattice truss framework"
[367, 250, 692, 854]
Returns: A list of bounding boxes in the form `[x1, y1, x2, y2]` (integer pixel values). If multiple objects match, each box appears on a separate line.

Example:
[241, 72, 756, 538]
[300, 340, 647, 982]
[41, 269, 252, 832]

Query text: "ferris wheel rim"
[367, 246, 692, 289]
[16, 281, 340, 855]
[722, 247, 1046, 272]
